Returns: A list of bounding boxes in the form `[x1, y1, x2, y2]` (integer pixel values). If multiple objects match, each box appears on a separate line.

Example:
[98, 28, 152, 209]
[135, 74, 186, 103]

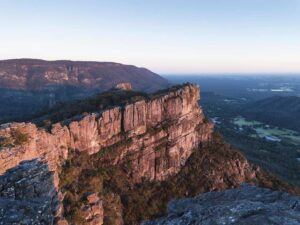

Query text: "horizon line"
[1, 58, 300, 76]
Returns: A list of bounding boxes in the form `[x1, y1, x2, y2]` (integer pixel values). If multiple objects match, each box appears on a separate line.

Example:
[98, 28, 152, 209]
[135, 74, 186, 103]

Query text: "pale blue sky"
[0, 0, 300, 74]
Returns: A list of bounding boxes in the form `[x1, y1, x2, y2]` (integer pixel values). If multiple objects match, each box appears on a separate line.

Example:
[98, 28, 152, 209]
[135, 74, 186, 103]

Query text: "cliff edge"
[0, 84, 213, 185]
[0, 83, 298, 225]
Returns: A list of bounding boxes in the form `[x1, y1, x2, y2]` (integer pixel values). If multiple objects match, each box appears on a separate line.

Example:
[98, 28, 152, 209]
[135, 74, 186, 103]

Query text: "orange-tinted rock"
[0, 84, 213, 185]
[114, 82, 132, 91]
[82, 193, 104, 225]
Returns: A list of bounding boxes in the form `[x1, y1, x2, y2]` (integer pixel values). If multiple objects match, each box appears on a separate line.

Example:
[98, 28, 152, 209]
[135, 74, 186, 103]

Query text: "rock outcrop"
[81, 193, 104, 225]
[0, 83, 213, 224]
[113, 83, 132, 91]
[0, 83, 298, 225]
[143, 184, 300, 225]
[0, 84, 213, 185]
[0, 159, 58, 225]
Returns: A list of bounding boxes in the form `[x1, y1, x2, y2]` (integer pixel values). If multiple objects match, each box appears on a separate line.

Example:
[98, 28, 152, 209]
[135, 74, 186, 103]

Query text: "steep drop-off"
[0, 84, 298, 225]
[0, 84, 212, 183]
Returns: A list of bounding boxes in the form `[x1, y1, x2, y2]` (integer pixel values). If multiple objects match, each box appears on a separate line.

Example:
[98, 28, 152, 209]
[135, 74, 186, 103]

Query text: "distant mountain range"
[0, 59, 169, 123]
[242, 96, 300, 132]
[0, 59, 168, 92]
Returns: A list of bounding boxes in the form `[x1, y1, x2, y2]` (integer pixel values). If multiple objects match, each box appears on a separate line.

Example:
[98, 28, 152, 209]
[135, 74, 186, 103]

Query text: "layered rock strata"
[0, 84, 213, 185]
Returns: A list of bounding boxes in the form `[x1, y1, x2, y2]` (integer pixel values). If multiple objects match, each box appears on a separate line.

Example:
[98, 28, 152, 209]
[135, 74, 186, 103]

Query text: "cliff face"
[0, 83, 297, 225]
[0, 84, 213, 185]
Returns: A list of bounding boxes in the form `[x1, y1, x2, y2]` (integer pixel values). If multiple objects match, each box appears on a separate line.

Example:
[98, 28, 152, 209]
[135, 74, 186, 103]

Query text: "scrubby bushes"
[0, 136, 12, 148]
[32, 90, 148, 126]
[0, 128, 29, 147]
[11, 129, 30, 145]
[59, 133, 300, 225]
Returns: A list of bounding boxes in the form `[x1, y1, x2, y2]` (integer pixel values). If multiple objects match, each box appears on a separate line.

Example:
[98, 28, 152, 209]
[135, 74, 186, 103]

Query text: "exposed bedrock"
[142, 184, 300, 225]
[0, 84, 213, 186]
[0, 159, 59, 225]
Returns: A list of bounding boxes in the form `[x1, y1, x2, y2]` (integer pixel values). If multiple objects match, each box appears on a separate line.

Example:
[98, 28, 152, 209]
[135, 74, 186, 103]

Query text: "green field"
[233, 117, 300, 145]
[233, 117, 261, 126]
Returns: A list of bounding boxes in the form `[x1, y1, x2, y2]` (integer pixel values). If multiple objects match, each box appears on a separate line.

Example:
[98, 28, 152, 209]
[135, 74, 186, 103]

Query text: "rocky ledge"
[0, 159, 59, 225]
[143, 184, 300, 225]
[0, 84, 213, 186]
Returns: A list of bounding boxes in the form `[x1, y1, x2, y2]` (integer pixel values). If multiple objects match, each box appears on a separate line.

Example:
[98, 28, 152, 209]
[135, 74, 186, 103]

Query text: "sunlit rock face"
[0, 83, 213, 225]
[114, 82, 132, 91]
[0, 84, 297, 225]
[142, 184, 300, 225]
[0, 84, 213, 185]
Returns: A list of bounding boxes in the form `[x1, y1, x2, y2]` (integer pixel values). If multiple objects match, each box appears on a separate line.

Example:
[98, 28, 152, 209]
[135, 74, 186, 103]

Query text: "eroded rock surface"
[0, 159, 58, 225]
[143, 184, 300, 225]
[81, 193, 104, 225]
[0, 84, 213, 185]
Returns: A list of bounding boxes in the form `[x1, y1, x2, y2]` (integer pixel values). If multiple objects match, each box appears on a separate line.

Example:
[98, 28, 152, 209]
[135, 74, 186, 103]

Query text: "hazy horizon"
[163, 73, 300, 77]
[1, 0, 300, 74]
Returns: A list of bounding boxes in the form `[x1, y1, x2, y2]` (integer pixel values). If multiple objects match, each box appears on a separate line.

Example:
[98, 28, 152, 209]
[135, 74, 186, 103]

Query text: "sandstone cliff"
[0, 84, 213, 187]
[0, 84, 297, 225]
[0, 83, 215, 224]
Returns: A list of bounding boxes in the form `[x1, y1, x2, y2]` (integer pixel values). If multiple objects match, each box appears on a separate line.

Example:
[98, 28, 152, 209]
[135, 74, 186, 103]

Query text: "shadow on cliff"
[0, 159, 59, 225]
[59, 132, 300, 225]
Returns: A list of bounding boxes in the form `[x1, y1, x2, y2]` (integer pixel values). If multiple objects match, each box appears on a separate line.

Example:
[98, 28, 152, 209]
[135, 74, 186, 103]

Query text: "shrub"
[11, 128, 30, 146]
[0, 136, 13, 147]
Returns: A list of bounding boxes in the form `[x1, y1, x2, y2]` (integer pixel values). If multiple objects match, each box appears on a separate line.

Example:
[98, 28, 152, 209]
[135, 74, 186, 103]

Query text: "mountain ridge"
[0, 59, 169, 124]
[0, 58, 168, 91]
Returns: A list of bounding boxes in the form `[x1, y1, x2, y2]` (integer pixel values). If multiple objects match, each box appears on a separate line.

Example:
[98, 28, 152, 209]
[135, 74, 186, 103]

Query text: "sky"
[0, 0, 300, 74]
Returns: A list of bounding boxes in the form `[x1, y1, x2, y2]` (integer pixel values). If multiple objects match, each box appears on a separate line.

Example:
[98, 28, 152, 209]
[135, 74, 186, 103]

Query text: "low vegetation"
[11, 128, 30, 146]
[31, 83, 191, 127]
[201, 93, 300, 186]
[0, 136, 13, 148]
[32, 90, 148, 126]
[0, 128, 29, 147]
[59, 133, 299, 225]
